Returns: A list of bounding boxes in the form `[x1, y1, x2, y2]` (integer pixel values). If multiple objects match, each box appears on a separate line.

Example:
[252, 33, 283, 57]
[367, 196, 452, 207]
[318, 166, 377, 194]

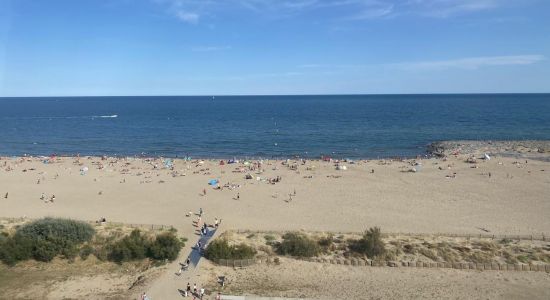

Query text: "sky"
[0, 0, 549, 96]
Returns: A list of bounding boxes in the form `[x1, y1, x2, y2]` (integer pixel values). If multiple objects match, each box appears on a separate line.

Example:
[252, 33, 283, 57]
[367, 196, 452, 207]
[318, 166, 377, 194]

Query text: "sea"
[1, 94, 549, 159]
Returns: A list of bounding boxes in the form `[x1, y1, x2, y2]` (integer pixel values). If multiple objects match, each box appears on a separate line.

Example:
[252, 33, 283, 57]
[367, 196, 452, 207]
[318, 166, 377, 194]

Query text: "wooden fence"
[235, 229, 548, 242]
[297, 257, 550, 272]
[212, 258, 257, 268]
[0, 217, 173, 232]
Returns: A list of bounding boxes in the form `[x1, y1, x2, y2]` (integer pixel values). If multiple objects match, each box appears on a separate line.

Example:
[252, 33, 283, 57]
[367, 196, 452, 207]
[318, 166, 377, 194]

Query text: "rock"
[387, 261, 399, 267]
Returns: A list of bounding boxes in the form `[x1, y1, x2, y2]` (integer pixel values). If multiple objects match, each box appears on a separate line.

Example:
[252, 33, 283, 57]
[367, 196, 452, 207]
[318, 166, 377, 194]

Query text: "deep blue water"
[1, 94, 549, 158]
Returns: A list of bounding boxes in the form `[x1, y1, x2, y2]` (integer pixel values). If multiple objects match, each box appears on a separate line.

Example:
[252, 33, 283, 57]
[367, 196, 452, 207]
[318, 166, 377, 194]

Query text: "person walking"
[193, 283, 197, 295]
[200, 287, 205, 299]
[186, 282, 191, 295]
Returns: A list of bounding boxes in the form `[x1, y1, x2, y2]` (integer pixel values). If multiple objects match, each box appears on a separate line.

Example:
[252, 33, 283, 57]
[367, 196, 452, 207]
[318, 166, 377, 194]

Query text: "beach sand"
[1, 154, 549, 236]
[1, 149, 550, 299]
[197, 258, 550, 300]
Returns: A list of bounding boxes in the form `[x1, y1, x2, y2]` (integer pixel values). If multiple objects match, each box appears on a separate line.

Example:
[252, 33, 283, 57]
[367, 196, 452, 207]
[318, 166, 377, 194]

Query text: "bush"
[0, 218, 95, 265]
[204, 239, 256, 260]
[16, 218, 95, 245]
[33, 239, 59, 262]
[108, 230, 184, 263]
[108, 229, 150, 262]
[264, 234, 276, 246]
[148, 232, 183, 261]
[79, 244, 94, 260]
[276, 232, 320, 257]
[350, 227, 386, 258]
[318, 234, 335, 252]
[0, 235, 33, 265]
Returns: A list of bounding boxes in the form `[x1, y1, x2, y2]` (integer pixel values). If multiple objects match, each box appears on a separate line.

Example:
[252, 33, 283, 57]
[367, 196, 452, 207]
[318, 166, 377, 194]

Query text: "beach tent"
[80, 166, 89, 175]
[245, 174, 253, 179]
[208, 179, 219, 185]
[163, 159, 173, 168]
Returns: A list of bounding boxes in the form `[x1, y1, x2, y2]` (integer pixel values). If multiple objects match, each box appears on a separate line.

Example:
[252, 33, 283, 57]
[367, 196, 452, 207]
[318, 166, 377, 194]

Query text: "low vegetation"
[0, 218, 94, 265]
[204, 238, 256, 260]
[216, 228, 550, 266]
[276, 232, 321, 257]
[0, 218, 184, 266]
[350, 227, 386, 258]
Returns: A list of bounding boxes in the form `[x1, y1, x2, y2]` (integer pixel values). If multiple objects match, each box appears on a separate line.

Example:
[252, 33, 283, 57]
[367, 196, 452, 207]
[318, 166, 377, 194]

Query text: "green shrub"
[0, 218, 184, 265]
[94, 246, 109, 261]
[33, 239, 61, 262]
[318, 234, 334, 252]
[79, 244, 94, 260]
[276, 232, 320, 257]
[204, 239, 256, 260]
[0, 235, 33, 265]
[232, 243, 257, 259]
[350, 227, 386, 258]
[108, 229, 150, 262]
[0, 218, 95, 265]
[148, 232, 183, 261]
[264, 234, 276, 246]
[15, 218, 95, 245]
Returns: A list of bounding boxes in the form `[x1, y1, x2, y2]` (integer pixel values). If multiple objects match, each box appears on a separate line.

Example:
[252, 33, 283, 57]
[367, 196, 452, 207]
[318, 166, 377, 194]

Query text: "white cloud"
[405, 0, 500, 18]
[153, 0, 523, 24]
[175, 10, 199, 24]
[349, 3, 394, 19]
[395, 55, 546, 70]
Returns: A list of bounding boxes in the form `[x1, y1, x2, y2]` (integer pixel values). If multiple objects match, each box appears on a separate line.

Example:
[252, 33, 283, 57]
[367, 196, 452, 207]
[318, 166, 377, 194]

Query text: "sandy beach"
[1, 141, 550, 299]
[1, 146, 550, 236]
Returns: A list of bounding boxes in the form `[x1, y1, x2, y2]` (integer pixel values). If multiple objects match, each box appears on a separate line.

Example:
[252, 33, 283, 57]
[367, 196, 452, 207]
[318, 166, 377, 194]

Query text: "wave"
[95, 115, 118, 118]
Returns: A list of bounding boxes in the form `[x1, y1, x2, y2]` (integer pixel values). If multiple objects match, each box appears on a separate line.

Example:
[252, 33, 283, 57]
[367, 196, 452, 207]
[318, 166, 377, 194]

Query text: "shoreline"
[2, 140, 550, 161]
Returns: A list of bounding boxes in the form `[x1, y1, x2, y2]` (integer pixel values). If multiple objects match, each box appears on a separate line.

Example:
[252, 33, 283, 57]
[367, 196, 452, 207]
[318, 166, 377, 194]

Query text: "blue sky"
[1, 0, 549, 96]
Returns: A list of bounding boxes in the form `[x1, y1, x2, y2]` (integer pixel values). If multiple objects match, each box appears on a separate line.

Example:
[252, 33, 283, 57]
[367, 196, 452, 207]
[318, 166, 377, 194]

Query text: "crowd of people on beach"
[2, 153, 527, 300]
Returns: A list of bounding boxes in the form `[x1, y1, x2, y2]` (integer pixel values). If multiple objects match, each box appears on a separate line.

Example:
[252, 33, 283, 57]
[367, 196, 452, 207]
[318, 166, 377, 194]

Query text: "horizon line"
[1, 92, 550, 98]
